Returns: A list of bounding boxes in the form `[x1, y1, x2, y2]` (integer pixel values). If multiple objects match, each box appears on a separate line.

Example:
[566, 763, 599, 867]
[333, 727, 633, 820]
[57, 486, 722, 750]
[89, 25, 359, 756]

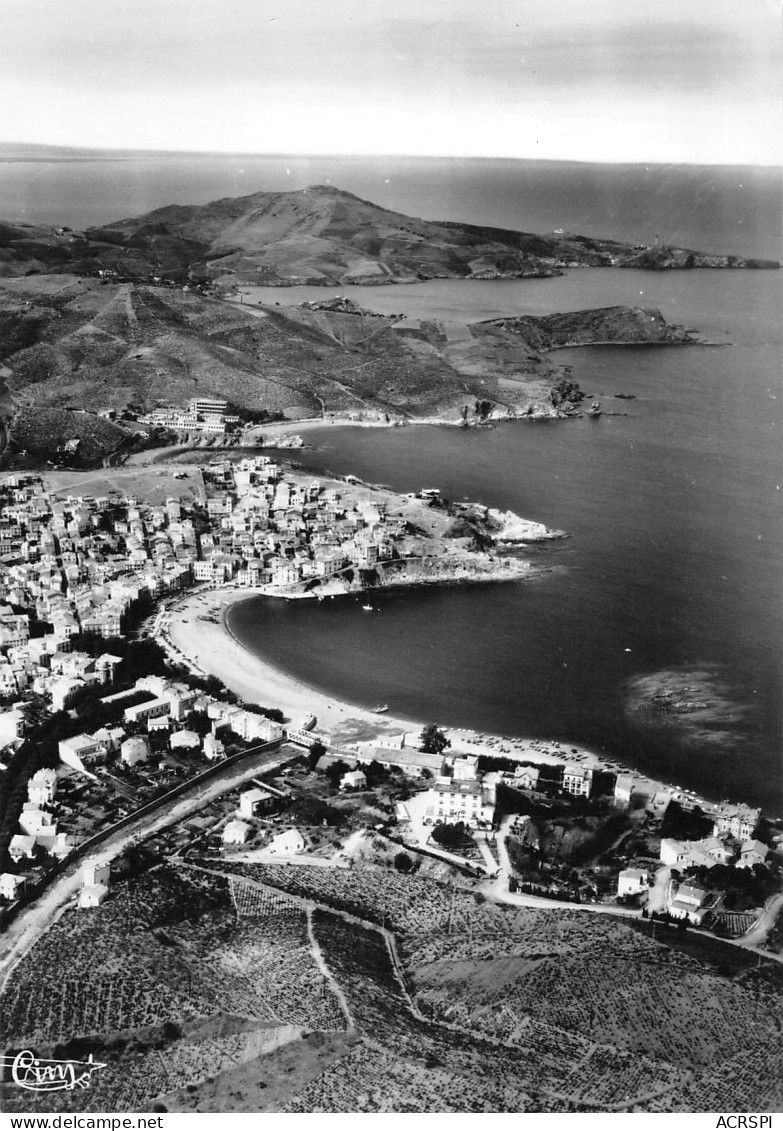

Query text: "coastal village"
[0, 461, 780, 949]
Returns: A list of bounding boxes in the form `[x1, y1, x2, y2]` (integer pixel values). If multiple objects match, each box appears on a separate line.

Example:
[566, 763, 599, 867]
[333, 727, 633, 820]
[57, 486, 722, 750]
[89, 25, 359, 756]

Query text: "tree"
[358, 759, 387, 788]
[307, 741, 327, 770]
[394, 851, 413, 873]
[431, 821, 468, 849]
[419, 725, 450, 756]
[324, 759, 351, 790]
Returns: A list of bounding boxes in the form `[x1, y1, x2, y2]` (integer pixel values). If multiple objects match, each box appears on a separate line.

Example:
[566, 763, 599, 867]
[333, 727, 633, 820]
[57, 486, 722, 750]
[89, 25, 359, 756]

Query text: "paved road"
[740, 891, 783, 949]
[0, 746, 291, 993]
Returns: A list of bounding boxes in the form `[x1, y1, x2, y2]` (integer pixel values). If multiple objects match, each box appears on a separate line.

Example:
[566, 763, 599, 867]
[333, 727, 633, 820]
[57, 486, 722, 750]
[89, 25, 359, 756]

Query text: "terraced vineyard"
[1, 864, 347, 1114]
[207, 859, 783, 1112]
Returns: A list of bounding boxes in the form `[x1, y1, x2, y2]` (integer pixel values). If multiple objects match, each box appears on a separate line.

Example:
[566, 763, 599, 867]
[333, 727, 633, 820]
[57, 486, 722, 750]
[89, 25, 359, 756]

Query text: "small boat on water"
[362, 603, 373, 611]
[371, 704, 389, 713]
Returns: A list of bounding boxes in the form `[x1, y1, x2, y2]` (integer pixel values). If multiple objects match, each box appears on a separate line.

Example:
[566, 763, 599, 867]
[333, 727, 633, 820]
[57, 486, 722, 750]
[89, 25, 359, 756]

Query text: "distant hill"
[90, 184, 779, 286]
[0, 184, 777, 288]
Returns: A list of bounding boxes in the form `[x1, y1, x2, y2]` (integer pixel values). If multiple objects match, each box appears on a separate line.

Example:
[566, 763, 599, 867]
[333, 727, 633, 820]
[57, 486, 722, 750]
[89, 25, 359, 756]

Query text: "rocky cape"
[0, 271, 708, 465]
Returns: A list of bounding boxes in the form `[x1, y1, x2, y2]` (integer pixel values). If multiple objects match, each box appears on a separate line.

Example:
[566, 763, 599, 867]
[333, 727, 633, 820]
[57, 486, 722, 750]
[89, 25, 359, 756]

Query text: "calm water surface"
[230, 270, 782, 812]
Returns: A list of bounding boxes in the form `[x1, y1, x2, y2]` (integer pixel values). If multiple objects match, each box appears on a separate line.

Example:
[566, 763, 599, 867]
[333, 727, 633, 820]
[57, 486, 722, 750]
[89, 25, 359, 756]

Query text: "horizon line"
[0, 139, 780, 171]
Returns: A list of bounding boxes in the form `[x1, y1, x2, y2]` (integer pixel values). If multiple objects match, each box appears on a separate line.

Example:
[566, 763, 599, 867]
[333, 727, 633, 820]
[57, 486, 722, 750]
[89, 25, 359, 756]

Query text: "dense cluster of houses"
[617, 801, 766, 922]
[2, 667, 287, 892]
[196, 455, 404, 590]
[0, 460, 418, 729]
[0, 461, 420, 912]
[57, 674, 284, 776]
[0, 473, 198, 709]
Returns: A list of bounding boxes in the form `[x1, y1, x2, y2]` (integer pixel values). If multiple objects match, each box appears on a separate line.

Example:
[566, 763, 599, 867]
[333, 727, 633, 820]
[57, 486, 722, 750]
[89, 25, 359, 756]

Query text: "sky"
[0, 0, 780, 165]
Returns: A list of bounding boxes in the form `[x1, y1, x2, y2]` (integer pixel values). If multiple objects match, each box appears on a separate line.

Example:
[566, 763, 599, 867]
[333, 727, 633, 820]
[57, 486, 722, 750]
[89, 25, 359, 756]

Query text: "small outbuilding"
[268, 828, 307, 855]
[170, 729, 201, 751]
[82, 861, 111, 888]
[340, 770, 367, 791]
[0, 873, 25, 901]
[79, 883, 109, 909]
[617, 867, 649, 898]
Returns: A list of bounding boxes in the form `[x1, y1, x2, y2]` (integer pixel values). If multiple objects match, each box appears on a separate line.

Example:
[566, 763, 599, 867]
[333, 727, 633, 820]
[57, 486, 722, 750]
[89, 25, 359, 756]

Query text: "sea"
[1, 151, 780, 812]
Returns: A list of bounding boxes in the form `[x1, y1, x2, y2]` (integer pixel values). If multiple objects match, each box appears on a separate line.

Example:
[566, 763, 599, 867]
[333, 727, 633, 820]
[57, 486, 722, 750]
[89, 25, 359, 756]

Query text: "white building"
[27, 768, 58, 806]
[123, 697, 170, 726]
[0, 708, 25, 746]
[239, 787, 274, 818]
[82, 861, 111, 888]
[514, 765, 540, 791]
[737, 839, 769, 869]
[79, 884, 109, 909]
[362, 746, 443, 778]
[268, 828, 307, 855]
[667, 883, 708, 925]
[120, 735, 150, 767]
[340, 769, 367, 791]
[617, 867, 649, 897]
[9, 834, 36, 861]
[563, 765, 593, 798]
[713, 803, 761, 842]
[18, 807, 54, 837]
[452, 755, 479, 781]
[223, 819, 251, 846]
[614, 775, 635, 808]
[0, 873, 25, 901]
[432, 780, 494, 828]
[169, 729, 201, 751]
[203, 734, 226, 761]
[58, 733, 105, 772]
[660, 838, 715, 870]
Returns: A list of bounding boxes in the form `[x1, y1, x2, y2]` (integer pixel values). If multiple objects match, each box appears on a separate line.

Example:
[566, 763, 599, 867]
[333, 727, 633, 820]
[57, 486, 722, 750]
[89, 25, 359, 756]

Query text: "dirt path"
[306, 907, 355, 1031]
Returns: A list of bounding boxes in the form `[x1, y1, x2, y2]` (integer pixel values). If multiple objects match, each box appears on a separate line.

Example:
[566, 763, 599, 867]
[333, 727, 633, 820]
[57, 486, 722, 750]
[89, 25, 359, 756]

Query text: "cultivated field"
[0, 865, 346, 1114]
[5, 859, 780, 1113]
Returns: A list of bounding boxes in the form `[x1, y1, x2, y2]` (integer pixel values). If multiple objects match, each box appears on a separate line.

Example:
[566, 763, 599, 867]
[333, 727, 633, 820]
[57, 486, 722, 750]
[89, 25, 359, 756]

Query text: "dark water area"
[0, 150, 779, 262]
[230, 269, 782, 813]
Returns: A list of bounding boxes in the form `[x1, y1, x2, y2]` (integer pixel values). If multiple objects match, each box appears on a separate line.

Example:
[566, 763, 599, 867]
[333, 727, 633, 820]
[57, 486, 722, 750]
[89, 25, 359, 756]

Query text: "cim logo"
[2, 1050, 106, 1092]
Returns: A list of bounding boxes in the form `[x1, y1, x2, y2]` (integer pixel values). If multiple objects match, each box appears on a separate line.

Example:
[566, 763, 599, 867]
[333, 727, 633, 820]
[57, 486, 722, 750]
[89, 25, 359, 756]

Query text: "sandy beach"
[162, 586, 699, 804]
[163, 586, 422, 747]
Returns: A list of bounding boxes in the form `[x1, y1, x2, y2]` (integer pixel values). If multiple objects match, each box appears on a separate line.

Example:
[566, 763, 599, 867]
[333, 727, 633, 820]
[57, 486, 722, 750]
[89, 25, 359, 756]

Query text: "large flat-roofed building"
[189, 397, 228, 416]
